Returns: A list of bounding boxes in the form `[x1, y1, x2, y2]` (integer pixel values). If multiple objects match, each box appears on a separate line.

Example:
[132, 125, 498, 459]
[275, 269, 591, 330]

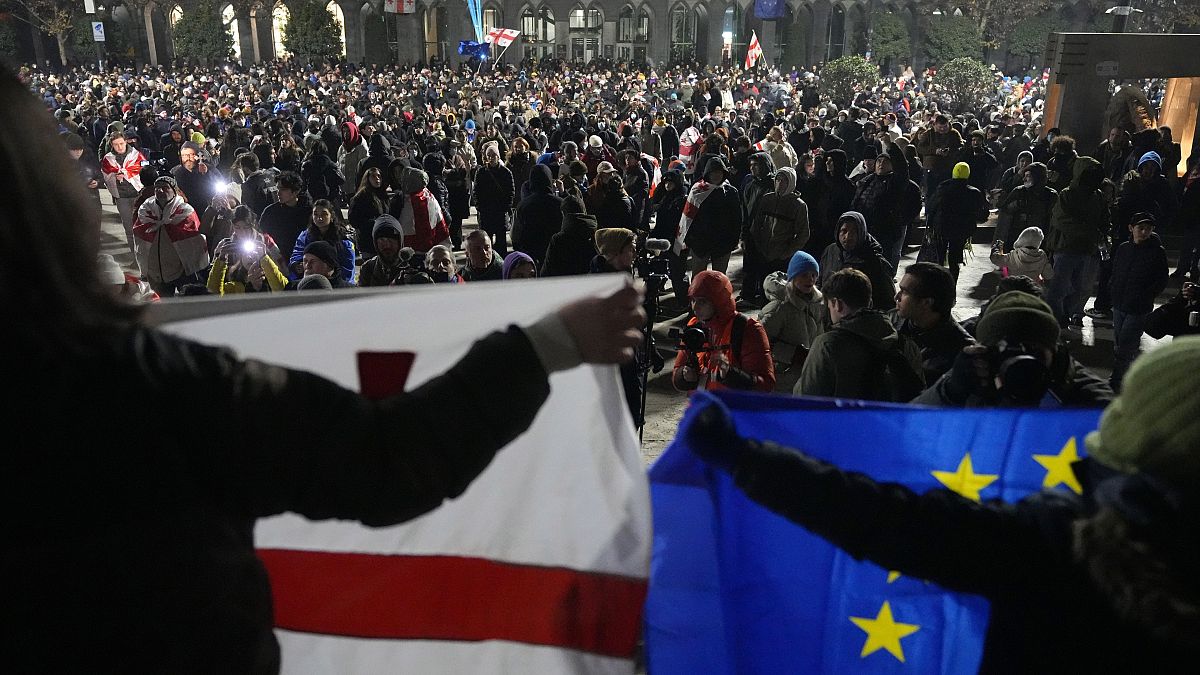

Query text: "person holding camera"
[206, 206, 288, 296]
[672, 270, 775, 393]
[172, 141, 221, 211]
[914, 291, 1113, 407]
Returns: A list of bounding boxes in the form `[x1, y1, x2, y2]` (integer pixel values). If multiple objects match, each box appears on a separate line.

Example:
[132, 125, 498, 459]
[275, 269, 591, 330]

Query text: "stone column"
[809, 2, 830, 67]
[144, 5, 159, 66]
[341, 0, 364, 62]
[395, 11, 423, 65]
[555, 19, 569, 61]
[706, 4, 725, 66]
[760, 20, 776, 68]
[237, 13, 255, 64]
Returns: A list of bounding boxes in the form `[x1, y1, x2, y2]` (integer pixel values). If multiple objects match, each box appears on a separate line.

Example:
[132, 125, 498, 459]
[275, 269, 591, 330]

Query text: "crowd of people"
[9, 45, 1200, 670]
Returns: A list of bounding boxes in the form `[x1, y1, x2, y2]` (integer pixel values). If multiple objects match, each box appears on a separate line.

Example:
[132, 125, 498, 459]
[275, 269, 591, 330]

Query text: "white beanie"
[1014, 226, 1044, 249]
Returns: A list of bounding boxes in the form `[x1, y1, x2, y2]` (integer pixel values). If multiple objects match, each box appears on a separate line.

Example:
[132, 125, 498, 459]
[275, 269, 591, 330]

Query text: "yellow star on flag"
[932, 453, 998, 502]
[849, 600, 921, 662]
[886, 570, 902, 583]
[1032, 436, 1084, 494]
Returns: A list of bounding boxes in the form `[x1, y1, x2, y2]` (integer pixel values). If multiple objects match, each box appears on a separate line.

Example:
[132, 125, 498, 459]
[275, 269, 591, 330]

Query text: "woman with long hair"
[348, 167, 389, 257]
[300, 140, 345, 204]
[507, 136, 534, 198]
[0, 67, 643, 671]
[288, 198, 356, 283]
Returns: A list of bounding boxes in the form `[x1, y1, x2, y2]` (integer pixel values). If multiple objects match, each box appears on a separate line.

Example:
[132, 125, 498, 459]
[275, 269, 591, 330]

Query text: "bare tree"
[7, 0, 78, 67]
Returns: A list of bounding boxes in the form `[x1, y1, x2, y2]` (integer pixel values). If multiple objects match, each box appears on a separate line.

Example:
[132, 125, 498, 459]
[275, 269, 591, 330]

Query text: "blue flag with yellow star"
[645, 390, 1101, 674]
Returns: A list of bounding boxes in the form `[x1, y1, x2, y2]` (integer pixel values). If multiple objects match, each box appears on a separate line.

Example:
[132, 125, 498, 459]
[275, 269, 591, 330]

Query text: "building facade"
[25, 0, 1105, 72]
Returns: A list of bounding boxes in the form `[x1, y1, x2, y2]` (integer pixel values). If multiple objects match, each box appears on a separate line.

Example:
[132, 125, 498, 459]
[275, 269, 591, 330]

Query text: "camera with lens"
[988, 339, 1050, 404]
[635, 237, 673, 296]
[667, 326, 709, 354]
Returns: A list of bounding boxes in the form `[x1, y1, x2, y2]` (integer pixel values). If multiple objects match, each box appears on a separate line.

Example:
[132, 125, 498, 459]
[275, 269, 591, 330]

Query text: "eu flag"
[645, 390, 1101, 674]
[755, 0, 787, 19]
[457, 40, 490, 58]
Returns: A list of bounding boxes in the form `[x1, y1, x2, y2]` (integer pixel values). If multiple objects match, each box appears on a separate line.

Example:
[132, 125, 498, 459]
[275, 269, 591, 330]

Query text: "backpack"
[244, 168, 279, 215]
[871, 334, 925, 403]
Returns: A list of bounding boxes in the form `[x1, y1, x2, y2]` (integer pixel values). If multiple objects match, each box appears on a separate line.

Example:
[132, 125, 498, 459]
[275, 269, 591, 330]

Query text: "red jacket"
[672, 270, 775, 392]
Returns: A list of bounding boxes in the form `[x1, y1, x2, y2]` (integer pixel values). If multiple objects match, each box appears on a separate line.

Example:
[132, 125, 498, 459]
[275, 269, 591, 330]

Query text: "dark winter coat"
[794, 308, 922, 400]
[890, 313, 975, 384]
[740, 152, 777, 229]
[1047, 157, 1108, 255]
[347, 188, 388, 258]
[473, 163, 515, 230]
[542, 211, 598, 277]
[445, 166, 472, 220]
[1110, 234, 1169, 314]
[649, 172, 688, 242]
[588, 182, 634, 230]
[422, 153, 452, 223]
[258, 198, 313, 270]
[927, 178, 989, 241]
[513, 165, 562, 264]
[683, 180, 744, 259]
[999, 170, 1057, 236]
[728, 447, 1197, 673]
[817, 212, 897, 311]
[6, 323, 551, 673]
[300, 153, 344, 203]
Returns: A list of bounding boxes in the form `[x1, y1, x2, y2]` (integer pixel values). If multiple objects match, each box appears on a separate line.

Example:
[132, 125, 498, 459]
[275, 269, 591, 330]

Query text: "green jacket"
[1047, 157, 1108, 255]
[794, 309, 922, 401]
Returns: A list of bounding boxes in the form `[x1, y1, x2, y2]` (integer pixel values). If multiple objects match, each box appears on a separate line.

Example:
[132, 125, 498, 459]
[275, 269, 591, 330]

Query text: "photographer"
[206, 206, 288, 295]
[672, 270, 776, 393]
[171, 141, 222, 211]
[914, 291, 1112, 407]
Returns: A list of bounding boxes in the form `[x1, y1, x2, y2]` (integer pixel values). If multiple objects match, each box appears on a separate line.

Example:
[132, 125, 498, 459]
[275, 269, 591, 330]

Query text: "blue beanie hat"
[1138, 151, 1162, 170]
[786, 251, 820, 280]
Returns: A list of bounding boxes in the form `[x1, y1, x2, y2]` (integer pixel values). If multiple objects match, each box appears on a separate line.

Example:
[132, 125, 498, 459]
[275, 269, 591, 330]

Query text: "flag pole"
[495, 40, 516, 68]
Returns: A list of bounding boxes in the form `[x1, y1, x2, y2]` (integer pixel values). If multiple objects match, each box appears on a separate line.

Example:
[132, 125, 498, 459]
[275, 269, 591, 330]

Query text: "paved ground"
[100, 194, 1174, 466]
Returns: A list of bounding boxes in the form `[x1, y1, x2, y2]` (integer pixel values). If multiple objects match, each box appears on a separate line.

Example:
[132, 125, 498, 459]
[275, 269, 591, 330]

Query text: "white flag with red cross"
[158, 277, 651, 674]
[486, 27, 522, 48]
[745, 30, 764, 69]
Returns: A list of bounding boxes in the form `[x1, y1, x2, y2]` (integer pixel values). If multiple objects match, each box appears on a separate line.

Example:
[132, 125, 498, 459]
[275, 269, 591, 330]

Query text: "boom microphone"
[644, 238, 672, 252]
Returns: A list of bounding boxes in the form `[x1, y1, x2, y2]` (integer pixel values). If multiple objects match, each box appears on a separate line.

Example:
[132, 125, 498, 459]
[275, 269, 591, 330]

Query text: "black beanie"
[304, 240, 339, 271]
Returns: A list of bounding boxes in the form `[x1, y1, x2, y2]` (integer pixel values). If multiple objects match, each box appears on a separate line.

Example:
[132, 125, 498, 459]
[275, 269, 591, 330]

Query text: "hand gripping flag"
[158, 277, 652, 674]
[745, 30, 764, 69]
[646, 390, 1101, 674]
[486, 27, 522, 48]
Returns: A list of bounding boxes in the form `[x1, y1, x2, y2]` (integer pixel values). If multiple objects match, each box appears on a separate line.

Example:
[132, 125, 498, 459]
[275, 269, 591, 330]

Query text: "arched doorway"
[327, 1, 346, 56]
[847, 2, 868, 57]
[272, 2, 289, 59]
[520, 5, 555, 61]
[423, 4, 448, 62]
[669, 3, 695, 62]
[222, 4, 241, 60]
[569, 4, 602, 62]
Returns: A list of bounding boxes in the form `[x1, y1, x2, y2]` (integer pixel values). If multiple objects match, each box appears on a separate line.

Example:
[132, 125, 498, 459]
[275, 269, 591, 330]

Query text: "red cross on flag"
[486, 27, 522, 48]
[159, 276, 651, 673]
[745, 30, 764, 69]
[382, 0, 415, 14]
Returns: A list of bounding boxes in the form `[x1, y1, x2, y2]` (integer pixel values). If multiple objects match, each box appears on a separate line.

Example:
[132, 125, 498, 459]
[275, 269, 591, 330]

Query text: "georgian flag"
[486, 27, 522, 48]
[156, 276, 651, 674]
[745, 30, 764, 69]
[383, 0, 415, 14]
[674, 180, 720, 254]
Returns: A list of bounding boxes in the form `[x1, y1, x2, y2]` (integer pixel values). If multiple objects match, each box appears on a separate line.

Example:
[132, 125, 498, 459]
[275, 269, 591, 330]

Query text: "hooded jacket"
[671, 271, 775, 392]
[650, 170, 688, 242]
[999, 163, 1057, 236]
[300, 152, 345, 202]
[336, 122, 368, 195]
[759, 271, 829, 393]
[991, 226, 1055, 282]
[750, 167, 811, 262]
[513, 165, 563, 264]
[422, 152, 452, 222]
[388, 168, 450, 254]
[354, 134, 393, 189]
[1048, 157, 1108, 255]
[542, 199, 598, 277]
[818, 211, 897, 310]
[741, 152, 777, 225]
[795, 308, 922, 401]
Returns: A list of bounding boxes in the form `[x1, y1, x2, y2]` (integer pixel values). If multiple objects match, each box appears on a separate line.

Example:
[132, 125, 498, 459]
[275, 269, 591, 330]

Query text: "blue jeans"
[1111, 309, 1148, 391]
[1045, 252, 1099, 326]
